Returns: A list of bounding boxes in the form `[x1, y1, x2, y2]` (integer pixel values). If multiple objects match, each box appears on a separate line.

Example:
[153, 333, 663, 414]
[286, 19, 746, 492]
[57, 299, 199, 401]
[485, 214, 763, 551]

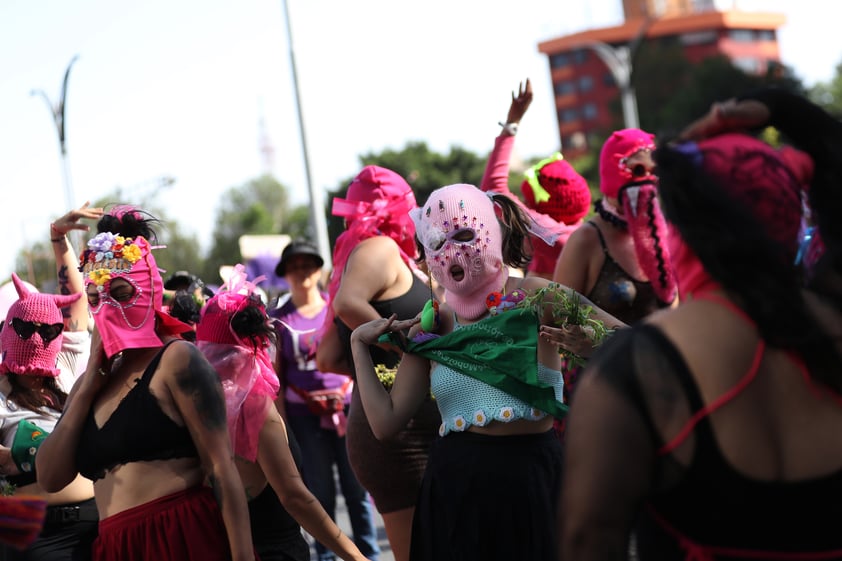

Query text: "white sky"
[1, 0, 840, 281]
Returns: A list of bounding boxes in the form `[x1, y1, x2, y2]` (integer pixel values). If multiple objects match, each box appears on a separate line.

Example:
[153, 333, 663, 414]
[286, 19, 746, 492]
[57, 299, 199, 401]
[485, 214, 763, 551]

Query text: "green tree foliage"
[632, 39, 804, 138]
[809, 59, 842, 119]
[324, 142, 488, 246]
[203, 174, 291, 281]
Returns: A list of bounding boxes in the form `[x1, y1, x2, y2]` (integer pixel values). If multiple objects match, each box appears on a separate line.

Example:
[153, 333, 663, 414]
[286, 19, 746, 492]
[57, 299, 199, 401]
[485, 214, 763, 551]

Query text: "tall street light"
[31, 55, 80, 217]
[280, 0, 332, 271]
[575, 19, 653, 131]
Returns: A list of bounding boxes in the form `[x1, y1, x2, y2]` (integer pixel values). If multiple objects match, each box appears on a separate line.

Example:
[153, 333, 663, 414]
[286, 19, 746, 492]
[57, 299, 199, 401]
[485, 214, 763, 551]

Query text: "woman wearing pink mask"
[0, 203, 102, 561]
[36, 207, 255, 561]
[318, 166, 441, 561]
[196, 266, 372, 561]
[349, 184, 624, 561]
[560, 91, 842, 559]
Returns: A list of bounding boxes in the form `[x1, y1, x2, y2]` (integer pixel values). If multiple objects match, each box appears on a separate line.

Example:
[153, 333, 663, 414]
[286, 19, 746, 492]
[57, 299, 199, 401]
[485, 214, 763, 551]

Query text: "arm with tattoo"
[167, 342, 255, 561]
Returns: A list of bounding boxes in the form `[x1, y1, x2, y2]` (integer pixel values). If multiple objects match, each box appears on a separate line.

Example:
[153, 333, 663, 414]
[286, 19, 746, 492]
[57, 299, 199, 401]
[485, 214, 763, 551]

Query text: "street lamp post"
[31, 55, 80, 215]
[584, 42, 640, 130]
[576, 19, 653, 131]
[280, 0, 332, 271]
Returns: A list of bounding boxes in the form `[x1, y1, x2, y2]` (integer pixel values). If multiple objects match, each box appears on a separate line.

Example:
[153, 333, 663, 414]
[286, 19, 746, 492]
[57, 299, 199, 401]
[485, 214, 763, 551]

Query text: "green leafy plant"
[0, 478, 17, 497]
[519, 283, 614, 369]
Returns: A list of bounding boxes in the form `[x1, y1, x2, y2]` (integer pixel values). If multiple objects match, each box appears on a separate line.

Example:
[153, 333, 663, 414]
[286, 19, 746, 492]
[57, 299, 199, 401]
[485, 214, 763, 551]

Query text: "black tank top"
[76, 342, 198, 481]
[585, 222, 667, 325]
[337, 272, 430, 376]
[249, 428, 310, 561]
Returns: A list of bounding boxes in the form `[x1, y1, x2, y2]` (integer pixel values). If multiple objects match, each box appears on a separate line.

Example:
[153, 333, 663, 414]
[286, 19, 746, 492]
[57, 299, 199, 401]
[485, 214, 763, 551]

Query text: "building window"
[680, 30, 717, 45]
[757, 29, 775, 41]
[733, 57, 759, 74]
[559, 108, 579, 123]
[603, 73, 615, 87]
[573, 49, 587, 65]
[578, 75, 594, 92]
[582, 103, 598, 121]
[550, 53, 570, 69]
[555, 81, 576, 96]
[729, 29, 756, 42]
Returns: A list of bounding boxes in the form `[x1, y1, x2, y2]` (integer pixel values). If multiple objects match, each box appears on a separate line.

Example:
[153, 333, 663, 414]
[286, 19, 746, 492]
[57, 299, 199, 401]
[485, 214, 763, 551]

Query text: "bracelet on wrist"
[50, 237, 65, 243]
[498, 121, 519, 136]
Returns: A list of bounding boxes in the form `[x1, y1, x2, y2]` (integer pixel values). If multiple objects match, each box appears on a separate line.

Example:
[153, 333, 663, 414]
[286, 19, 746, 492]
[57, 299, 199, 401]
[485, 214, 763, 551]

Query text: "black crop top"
[76, 342, 198, 481]
[336, 272, 430, 376]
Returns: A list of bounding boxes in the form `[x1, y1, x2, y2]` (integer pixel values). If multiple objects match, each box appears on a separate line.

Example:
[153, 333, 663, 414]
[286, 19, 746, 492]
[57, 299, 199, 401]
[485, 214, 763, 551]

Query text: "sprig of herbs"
[0, 478, 17, 497]
[519, 283, 614, 368]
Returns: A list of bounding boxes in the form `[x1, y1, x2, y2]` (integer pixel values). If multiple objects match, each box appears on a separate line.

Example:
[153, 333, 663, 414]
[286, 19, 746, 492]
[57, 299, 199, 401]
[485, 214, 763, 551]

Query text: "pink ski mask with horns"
[0, 273, 80, 377]
[81, 232, 191, 359]
[599, 128, 677, 304]
[411, 184, 507, 321]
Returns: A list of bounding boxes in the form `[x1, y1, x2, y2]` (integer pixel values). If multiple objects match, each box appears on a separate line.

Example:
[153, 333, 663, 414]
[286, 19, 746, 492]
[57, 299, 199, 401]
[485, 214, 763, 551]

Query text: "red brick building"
[537, 4, 785, 153]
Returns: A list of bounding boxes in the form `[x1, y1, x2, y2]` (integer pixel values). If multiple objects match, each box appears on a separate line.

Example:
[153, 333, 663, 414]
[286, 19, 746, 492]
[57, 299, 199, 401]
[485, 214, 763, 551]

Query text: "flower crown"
[79, 232, 144, 286]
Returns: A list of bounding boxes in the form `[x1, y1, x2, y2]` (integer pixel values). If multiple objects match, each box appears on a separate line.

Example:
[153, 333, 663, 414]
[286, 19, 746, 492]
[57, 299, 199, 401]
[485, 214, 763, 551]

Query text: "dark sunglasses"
[10, 318, 64, 344]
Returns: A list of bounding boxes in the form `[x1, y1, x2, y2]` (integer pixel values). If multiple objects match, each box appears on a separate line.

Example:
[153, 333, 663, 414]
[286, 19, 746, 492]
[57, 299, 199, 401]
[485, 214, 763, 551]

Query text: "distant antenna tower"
[258, 99, 276, 176]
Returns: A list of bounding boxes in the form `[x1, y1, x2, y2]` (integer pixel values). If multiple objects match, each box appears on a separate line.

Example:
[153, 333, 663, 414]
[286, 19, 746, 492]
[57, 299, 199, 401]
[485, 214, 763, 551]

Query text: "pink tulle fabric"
[195, 265, 278, 462]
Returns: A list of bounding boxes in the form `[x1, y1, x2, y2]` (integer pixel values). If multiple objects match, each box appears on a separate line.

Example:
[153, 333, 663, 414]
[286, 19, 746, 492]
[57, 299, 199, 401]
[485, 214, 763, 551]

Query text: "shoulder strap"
[587, 221, 609, 253]
[658, 337, 766, 456]
[139, 340, 180, 384]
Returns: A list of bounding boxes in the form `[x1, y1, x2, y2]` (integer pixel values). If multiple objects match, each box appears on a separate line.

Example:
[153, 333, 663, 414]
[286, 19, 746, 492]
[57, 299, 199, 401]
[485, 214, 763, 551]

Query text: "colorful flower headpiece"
[79, 232, 144, 286]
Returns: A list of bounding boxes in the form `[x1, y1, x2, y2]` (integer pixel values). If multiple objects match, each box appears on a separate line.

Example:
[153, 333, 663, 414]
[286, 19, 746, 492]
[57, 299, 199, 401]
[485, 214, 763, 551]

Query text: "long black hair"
[655, 140, 842, 392]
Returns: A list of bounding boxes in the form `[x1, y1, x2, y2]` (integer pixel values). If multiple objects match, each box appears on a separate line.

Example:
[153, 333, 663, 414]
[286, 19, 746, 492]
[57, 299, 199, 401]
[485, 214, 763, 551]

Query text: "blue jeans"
[287, 412, 380, 561]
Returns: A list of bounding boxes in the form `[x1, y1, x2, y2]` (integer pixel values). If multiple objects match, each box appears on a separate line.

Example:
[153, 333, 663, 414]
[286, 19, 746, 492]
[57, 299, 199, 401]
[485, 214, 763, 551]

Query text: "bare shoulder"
[353, 236, 403, 261]
[565, 221, 600, 251]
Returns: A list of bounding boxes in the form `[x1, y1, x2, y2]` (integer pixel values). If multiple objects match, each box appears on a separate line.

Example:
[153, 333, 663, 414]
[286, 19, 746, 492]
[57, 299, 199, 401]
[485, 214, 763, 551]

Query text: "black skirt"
[410, 429, 563, 561]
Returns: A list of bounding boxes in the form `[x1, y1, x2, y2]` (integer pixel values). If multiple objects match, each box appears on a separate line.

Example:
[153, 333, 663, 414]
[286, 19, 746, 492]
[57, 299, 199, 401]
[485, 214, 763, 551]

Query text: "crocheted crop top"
[430, 317, 564, 435]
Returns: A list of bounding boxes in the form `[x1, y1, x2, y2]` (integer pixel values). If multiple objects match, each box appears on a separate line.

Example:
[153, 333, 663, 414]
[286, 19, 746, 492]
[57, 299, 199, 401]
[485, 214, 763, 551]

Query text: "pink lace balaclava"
[412, 184, 507, 321]
[600, 128, 677, 304]
[0, 273, 80, 377]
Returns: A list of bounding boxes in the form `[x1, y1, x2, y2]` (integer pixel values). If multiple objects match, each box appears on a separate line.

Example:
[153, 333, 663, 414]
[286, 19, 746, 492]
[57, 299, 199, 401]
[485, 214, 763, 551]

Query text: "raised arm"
[162, 342, 255, 561]
[258, 409, 370, 561]
[50, 202, 104, 332]
[480, 79, 532, 196]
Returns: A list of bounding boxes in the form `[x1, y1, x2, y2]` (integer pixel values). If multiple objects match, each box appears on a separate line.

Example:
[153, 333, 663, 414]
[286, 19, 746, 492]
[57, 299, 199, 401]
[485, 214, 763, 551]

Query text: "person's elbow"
[36, 457, 76, 493]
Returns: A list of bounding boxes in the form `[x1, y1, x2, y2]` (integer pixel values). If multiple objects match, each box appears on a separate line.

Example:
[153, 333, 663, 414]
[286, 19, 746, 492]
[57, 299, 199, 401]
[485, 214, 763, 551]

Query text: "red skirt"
[93, 486, 233, 561]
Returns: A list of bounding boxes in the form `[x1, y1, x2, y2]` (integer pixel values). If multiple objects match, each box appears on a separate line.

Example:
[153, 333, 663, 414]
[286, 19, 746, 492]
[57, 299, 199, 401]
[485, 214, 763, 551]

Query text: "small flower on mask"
[88, 232, 117, 253]
[122, 244, 141, 263]
[89, 269, 112, 286]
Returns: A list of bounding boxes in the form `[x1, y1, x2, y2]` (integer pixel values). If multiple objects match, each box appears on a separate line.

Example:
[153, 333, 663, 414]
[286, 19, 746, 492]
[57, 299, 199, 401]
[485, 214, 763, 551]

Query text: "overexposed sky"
[1, 0, 840, 281]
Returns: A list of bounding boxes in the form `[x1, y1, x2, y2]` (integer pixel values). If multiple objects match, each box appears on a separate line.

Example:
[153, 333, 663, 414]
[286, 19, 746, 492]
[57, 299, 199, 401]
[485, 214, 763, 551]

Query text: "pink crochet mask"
[599, 128, 657, 198]
[195, 265, 279, 462]
[521, 156, 591, 225]
[0, 273, 80, 377]
[412, 184, 507, 320]
[82, 233, 190, 358]
[665, 133, 805, 298]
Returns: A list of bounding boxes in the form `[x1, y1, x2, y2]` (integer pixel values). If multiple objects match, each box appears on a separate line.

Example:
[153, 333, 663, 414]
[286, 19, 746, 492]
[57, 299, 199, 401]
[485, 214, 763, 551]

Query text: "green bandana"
[11, 419, 49, 473]
[380, 308, 567, 418]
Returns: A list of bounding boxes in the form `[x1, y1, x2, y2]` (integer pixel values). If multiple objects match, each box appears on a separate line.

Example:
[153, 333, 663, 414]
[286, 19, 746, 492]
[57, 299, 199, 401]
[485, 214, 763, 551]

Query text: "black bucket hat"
[275, 240, 324, 276]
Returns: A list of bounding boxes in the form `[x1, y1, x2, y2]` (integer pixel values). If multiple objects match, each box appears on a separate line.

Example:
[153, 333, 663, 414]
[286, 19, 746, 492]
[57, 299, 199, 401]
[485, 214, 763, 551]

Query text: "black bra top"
[586, 222, 667, 325]
[76, 342, 198, 481]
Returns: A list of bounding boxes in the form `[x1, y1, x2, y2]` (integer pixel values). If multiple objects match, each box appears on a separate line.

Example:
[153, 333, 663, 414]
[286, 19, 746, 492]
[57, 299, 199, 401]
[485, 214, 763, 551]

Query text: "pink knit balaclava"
[599, 128, 677, 304]
[195, 265, 279, 462]
[412, 184, 507, 321]
[81, 233, 166, 358]
[0, 274, 80, 377]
